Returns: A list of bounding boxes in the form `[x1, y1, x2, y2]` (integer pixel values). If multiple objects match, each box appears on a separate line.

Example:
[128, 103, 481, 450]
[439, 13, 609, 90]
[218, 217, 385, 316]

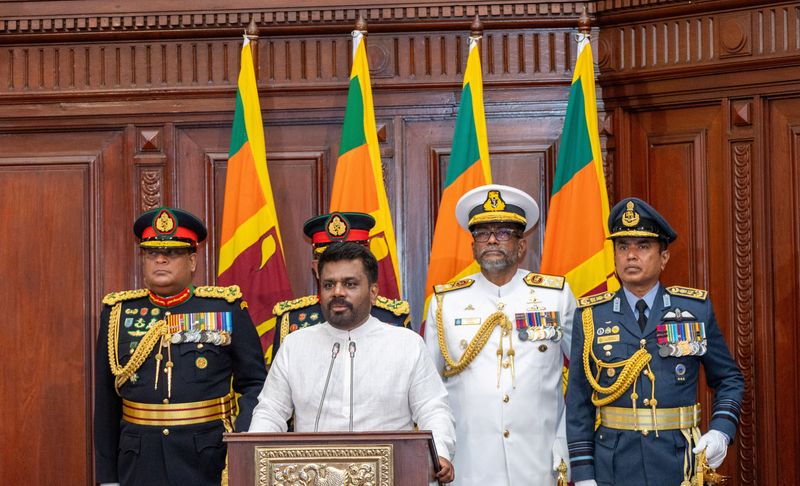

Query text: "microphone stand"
[348, 341, 356, 432]
[314, 342, 340, 432]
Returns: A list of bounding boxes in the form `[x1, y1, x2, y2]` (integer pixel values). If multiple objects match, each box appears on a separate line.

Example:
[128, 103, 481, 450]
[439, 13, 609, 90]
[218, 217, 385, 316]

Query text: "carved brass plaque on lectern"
[254, 444, 394, 486]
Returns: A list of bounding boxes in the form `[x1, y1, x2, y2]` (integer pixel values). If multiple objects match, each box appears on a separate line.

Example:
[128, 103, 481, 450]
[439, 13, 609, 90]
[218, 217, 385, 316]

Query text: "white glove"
[575, 480, 598, 486]
[692, 429, 729, 469]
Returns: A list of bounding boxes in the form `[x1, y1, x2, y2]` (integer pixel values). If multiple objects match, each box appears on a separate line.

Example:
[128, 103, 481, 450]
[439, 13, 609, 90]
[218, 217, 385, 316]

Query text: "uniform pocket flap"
[119, 432, 141, 455]
[194, 427, 223, 453]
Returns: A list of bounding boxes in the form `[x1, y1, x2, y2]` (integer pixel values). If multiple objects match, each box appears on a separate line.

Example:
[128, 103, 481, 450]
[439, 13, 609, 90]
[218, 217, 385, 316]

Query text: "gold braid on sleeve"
[436, 293, 513, 378]
[107, 302, 168, 392]
[581, 307, 652, 407]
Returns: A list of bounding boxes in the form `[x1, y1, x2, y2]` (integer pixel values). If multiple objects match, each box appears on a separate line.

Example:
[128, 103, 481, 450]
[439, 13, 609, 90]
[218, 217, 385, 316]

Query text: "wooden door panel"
[0, 160, 93, 484]
[764, 98, 800, 483]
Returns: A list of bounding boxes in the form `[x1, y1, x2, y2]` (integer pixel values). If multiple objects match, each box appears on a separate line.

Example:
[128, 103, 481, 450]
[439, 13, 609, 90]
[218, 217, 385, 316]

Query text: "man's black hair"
[317, 241, 379, 285]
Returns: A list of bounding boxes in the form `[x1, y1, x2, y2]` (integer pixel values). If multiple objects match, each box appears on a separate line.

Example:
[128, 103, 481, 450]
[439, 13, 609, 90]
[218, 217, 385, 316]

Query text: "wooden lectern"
[225, 430, 439, 486]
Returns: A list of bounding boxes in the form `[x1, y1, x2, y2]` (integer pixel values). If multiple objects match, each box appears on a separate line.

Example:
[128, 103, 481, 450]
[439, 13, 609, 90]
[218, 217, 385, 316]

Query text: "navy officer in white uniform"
[424, 184, 576, 485]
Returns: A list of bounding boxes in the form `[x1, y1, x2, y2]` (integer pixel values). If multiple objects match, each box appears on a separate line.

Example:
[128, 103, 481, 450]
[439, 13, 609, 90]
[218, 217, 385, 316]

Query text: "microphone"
[314, 342, 340, 432]
[349, 341, 357, 432]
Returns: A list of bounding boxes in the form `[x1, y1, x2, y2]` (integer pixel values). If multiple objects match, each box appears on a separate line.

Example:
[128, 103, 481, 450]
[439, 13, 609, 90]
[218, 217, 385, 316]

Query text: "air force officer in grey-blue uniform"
[566, 197, 744, 486]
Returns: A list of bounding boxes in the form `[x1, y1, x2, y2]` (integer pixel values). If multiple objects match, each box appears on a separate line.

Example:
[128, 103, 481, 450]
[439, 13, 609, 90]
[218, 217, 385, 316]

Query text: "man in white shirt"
[250, 241, 456, 483]
[424, 184, 576, 486]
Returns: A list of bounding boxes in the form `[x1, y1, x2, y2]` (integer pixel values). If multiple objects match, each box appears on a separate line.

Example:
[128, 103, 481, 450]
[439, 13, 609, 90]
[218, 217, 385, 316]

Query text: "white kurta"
[425, 269, 576, 486]
[250, 315, 456, 461]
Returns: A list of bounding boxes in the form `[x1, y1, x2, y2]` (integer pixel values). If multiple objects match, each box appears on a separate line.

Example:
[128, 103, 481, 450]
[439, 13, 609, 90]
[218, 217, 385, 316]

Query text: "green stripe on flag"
[551, 78, 594, 195]
[339, 76, 367, 155]
[228, 90, 248, 157]
[445, 83, 481, 187]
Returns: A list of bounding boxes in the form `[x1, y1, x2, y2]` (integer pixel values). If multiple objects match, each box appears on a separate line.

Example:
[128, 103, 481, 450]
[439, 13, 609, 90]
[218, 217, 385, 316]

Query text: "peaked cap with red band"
[303, 212, 375, 254]
[133, 206, 208, 249]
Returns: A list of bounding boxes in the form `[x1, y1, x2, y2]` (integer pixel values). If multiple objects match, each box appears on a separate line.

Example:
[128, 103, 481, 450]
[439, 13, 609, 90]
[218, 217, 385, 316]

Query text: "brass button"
[197, 343, 204, 349]
[538, 344, 548, 353]
[641, 429, 649, 436]
[165, 311, 171, 316]
[502, 359, 510, 369]
[162, 398, 169, 404]
[607, 368, 615, 378]
[643, 398, 650, 406]
[162, 429, 170, 436]
[503, 394, 510, 403]
[640, 339, 647, 346]
[503, 429, 510, 438]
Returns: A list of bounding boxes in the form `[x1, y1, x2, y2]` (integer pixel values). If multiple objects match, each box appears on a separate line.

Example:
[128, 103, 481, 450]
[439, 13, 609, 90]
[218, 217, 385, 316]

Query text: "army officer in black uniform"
[94, 207, 267, 486]
[271, 212, 410, 358]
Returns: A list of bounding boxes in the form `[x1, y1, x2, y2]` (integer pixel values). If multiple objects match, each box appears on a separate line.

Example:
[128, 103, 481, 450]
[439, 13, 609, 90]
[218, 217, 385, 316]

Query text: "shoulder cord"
[436, 293, 515, 386]
[107, 302, 168, 392]
[279, 312, 290, 344]
[581, 307, 655, 409]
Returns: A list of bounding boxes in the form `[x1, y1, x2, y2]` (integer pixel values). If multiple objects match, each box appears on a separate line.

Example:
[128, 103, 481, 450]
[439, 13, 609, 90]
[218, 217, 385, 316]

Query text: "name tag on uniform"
[597, 335, 620, 344]
[455, 317, 482, 326]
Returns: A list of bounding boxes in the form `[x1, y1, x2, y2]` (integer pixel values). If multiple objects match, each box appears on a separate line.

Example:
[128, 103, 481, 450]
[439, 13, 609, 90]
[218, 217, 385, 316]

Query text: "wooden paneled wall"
[1, 0, 798, 484]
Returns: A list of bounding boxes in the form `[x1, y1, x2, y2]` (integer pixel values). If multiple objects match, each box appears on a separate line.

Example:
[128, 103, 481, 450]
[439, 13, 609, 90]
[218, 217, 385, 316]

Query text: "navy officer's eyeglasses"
[470, 228, 522, 242]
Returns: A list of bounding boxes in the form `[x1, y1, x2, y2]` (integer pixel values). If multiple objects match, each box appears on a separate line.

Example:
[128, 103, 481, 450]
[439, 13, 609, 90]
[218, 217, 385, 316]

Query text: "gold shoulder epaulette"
[666, 286, 708, 300]
[524, 272, 565, 290]
[102, 289, 148, 305]
[577, 291, 615, 308]
[273, 295, 319, 316]
[194, 285, 242, 303]
[434, 278, 474, 294]
[374, 296, 410, 316]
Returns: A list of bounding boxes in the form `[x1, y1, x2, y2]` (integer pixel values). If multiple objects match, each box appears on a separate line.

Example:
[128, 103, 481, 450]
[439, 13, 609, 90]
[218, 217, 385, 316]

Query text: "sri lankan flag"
[540, 34, 618, 298]
[329, 30, 402, 299]
[218, 37, 293, 363]
[423, 36, 492, 327]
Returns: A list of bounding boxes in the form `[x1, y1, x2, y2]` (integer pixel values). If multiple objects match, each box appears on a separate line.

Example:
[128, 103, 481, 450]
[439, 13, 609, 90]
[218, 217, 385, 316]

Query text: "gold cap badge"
[326, 214, 348, 238]
[154, 209, 176, 234]
[483, 190, 506, 212]
[621, 201, 640, 228]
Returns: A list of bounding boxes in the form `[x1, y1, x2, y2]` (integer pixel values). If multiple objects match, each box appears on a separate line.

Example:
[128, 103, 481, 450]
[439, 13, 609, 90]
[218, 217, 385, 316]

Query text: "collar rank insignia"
[434, 278, 474, 294]
[524, 272, 565, 290]
[666, 286, 708, 300]
[577, 291, 614, 308]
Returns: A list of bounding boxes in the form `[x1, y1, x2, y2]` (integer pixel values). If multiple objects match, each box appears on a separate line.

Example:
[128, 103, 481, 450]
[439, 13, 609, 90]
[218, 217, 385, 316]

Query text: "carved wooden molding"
[0, 3, 592, 37]
[138, 167, 163, 211]
[0, 29, 579, 98]
[597, 3, 800, 77]
[731, 141, 755, 484]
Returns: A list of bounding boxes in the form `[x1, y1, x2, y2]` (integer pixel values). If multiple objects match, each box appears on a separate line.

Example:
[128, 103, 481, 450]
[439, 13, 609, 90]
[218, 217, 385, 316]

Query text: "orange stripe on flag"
[542, 161, 606, 274]
[219, 142, 268, 246]
[330, 144, 380, 213]
[424, 161, 486, 294]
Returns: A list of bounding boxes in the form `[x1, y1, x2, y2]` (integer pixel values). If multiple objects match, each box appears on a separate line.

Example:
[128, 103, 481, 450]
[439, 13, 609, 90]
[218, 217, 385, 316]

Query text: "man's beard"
[477, 246, 519, 272]
[323, 297, 356, 328]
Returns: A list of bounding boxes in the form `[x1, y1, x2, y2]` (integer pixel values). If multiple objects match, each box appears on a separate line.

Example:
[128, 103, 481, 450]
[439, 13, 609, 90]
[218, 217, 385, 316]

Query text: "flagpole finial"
[246, 16, 259, 38]
[470, 15, 483, 38]
[578, 5, 591, 35]
[355, 15, 368, 36]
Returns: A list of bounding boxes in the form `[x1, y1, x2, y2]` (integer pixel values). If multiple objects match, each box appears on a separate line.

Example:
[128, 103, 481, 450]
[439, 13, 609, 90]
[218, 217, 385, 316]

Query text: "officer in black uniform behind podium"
[94, 206, 267, 486]
[271, 212, 410, 358]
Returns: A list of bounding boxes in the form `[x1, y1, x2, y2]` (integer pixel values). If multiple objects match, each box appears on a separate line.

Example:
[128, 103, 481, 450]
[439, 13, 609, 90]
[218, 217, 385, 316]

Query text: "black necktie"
[636, 299, 648, 332]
